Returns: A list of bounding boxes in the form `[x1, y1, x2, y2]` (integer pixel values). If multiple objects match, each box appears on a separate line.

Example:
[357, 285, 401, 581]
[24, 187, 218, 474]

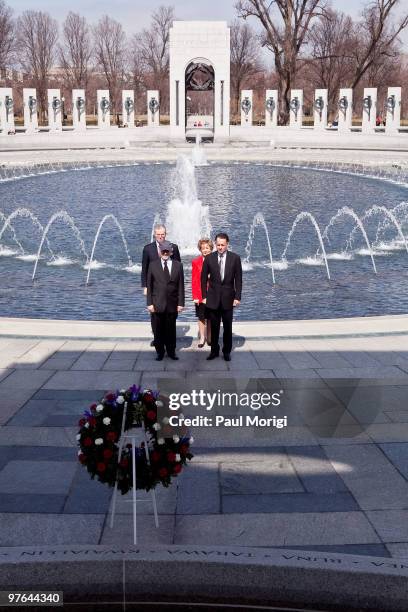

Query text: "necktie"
[218, 254, 224, 282]
[163, 260, 170, 282]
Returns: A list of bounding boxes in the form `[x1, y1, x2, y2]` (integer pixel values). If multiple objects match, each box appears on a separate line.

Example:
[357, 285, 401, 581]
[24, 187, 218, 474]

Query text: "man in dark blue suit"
[201, 232, 242, 361]
[141, 224, 181, 345]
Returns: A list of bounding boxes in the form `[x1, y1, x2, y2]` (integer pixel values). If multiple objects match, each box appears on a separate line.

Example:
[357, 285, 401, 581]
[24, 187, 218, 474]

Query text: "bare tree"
[132, 6, 174, 112]
[59, 12, 92, 89]
[230, 18, 263, 116]
[349, 0, 408, 89]
[236, 0, 327, 124]
[17, 10, 58, 120]
[0, 0, 14, 71]
[93, 15, 127, 115]
[307, 10, 355, 114]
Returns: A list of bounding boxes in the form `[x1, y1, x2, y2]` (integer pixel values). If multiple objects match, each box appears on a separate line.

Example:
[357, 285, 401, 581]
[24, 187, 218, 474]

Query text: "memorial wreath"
[76, 385, 193, 494]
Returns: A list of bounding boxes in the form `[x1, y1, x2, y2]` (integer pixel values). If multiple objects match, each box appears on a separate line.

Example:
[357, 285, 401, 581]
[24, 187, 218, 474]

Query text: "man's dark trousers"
[208, 307, 233, 355]
[151, 312, 177, 356]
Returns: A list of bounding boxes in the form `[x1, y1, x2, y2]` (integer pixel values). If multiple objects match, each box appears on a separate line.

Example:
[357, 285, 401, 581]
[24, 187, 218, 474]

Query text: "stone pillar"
[47, 89, 62, 132]
[122, 90, 135, 127]
[265, 90, 278, 128]
[23, 88, 38, 133]
[338, 88, 353, 132]
[0, 88, 15, 133]
[72, 89, 86, 131]
[385, 86, 401, 134]
[314, 89, 328, 129]
[289, 89, 303, 128]
[147, 91, 160, 126]
[97, 90, 111, 129]
[240, 90, 253, 126]
[362, 87, 377, 134]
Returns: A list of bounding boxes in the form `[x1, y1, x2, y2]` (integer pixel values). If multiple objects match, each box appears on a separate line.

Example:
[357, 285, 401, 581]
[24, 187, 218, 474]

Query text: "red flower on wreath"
[83, 437, 92, 447]
[180, 444, 189, 455]
[146, 410, 156, 421]
[159, 467, 168, 478]
[173, 464, 182, 474]
[90, 403, 97, 411]
[167, 452, 176, 462]
[103, 449, 113, 459]
[106, 431, 117, 442]
[88, 416, 96, 427]
[78, 453, 86, 464]
[78, 418, 86, 427]
[144, 393, 154, 403]
[151, 451, 161, 462]
[120, 458, 129, 468]
[97, 462, 107, 472]
[105, 392, 115, 401]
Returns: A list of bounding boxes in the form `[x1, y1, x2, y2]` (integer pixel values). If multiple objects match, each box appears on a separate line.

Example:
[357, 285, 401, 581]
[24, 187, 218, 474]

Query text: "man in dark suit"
[141, 224, 181, 346]
[201, 232, 242, 361]
[147, 241, 185, 361]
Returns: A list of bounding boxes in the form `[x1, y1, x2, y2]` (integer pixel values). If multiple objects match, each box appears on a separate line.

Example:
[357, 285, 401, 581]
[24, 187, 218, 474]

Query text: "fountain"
[191, 135, 208, 167]
[165, 155, 211, 254]
[282, 212, 331, 280]
[32, 211, 89, 280]
[321, 206, 377, 273]
[85, 214, 133, 285]
[244, 213, 276, 284]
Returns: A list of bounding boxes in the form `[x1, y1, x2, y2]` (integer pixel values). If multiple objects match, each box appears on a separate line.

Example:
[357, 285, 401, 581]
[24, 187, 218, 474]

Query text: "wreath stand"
[109, 403, 159, 545]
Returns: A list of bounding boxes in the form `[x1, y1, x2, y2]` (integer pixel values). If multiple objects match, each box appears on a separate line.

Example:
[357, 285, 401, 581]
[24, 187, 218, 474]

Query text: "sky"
[11, 0, 408, 45]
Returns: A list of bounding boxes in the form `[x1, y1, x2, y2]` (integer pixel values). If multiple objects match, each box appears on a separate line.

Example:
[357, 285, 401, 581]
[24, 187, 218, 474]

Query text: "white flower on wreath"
[190, 436, 194, 444]
[103, 417, 111, 426]
[156, 400, 164, 408]
[84, 422, 89, 428]
[157, 438, 164, 445]
[153, 423, 161, 431]
[162, 417, 169, 425]
[116, 396, 124, 405]
[96, 404, 104, 412]
[172, 435, 179, 443]
[175, 454, 181, 462]
[120, 388, 126, 393]
[77, 449, 83, 456]
[76, 434, 81, 441]
[95, 438, 103, 445]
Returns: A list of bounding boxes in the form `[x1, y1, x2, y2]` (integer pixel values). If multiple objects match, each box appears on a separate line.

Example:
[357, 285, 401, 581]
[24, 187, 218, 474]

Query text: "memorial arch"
[169, 21, 230, 141]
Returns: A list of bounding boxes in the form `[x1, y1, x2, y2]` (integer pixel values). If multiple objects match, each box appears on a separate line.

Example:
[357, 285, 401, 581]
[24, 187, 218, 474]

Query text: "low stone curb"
[0, 544, 407, 610]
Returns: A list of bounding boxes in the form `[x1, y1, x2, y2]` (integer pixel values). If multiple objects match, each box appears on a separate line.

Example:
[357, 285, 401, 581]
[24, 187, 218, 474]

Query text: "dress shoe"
[155, 354, 164, 361]
[206, 352, 219, 360]
[223, 353, 231, 362]
[168, 354, 179, 360]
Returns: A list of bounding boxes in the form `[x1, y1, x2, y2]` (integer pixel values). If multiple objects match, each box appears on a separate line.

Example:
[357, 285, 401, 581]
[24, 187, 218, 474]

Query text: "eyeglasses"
[161, 250, 170, 255]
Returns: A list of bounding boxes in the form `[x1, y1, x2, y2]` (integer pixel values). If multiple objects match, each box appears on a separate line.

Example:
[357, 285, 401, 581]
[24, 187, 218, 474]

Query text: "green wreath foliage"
[77, 385, 193, 494]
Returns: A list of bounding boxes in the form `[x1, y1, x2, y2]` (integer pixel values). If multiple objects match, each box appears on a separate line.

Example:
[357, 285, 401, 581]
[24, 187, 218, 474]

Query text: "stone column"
[0, 88, 15, 133]
[314, 89, 328, 129]
[72, 89, 86, 131]
[23, 88, 38, 133]
[289, 89, 303, 128]
[338, 88, 353, 132]
[362, 88, 377, 134]
[385, 87, 401, 134]
[265, 90, 278, 128]
[147, 91, 160, 126]
[122, 90, 135, 127]
[47, 89, 62, 132]
[97, 90, 111, 129]
[240, 90, 253, 126]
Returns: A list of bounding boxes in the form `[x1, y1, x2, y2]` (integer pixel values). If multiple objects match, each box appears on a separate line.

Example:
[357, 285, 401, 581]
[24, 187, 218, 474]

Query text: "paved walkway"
[0, 324, 407, 560]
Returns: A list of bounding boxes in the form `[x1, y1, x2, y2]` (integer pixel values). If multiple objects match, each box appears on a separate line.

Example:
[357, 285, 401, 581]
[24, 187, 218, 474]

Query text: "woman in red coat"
[192, 238, 213, 347]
